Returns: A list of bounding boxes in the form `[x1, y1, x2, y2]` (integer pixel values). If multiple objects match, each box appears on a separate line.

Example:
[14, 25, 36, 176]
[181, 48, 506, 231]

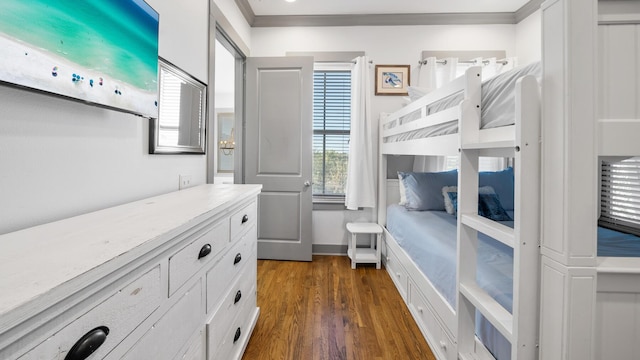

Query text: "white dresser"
[0, 184, 261, 360]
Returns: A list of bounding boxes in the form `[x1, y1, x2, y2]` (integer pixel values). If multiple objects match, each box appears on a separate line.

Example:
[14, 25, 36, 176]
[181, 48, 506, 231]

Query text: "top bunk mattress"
[384, 61, 541, 143]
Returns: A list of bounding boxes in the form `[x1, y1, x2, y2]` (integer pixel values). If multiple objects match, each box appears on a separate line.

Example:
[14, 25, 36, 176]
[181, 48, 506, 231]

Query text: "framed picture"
[0, 0, 159, 118]
[375, 65, 410, 96]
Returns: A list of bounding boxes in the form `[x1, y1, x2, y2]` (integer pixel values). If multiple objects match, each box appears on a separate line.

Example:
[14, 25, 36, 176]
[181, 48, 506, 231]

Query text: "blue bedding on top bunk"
[386, 204, 513, 359]
[598, 226, 640, 256]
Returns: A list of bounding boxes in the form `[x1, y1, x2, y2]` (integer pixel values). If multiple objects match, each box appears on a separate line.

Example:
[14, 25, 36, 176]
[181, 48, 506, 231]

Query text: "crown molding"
[515, 0, 544, 23]
[253, 13, 516, 27]
[235, 0, 255, 26]
[236, 0, 541, 27]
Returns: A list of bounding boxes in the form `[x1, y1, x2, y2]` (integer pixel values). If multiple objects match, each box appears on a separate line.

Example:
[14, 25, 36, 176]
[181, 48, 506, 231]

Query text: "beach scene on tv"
[0, 0, 159, 118]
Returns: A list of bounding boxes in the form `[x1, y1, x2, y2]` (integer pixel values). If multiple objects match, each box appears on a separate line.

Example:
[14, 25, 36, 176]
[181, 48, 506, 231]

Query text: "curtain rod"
[418, 58, 509, 66]
[316, 60, 373, 64]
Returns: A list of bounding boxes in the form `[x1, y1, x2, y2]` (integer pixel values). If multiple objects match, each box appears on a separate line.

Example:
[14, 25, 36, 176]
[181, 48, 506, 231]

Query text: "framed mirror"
[150, 58, 207, 154]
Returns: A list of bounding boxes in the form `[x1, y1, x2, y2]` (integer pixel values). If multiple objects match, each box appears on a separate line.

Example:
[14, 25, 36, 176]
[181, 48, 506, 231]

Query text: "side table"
[346, 222, 383, 269]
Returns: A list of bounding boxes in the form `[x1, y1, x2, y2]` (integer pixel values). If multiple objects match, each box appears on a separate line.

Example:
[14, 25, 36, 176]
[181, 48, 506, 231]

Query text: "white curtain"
[417, 56, 437, 90]
[345, 56, 376, 210]
[437, 57, 458, 86]
[499, 57, 517, 74]
[414, 57, 459, 172]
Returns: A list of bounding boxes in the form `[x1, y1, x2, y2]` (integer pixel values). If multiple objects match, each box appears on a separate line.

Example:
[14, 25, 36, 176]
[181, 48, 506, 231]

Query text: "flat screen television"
[0, 0, 159, 118]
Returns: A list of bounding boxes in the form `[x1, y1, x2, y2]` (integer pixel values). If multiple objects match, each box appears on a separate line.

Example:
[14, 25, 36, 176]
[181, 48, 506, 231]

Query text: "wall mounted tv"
[0, 0, 159, 119]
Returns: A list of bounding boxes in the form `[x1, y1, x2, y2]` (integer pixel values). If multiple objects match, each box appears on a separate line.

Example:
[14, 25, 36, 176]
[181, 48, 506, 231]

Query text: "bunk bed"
[377, 63, 541, 360]
[375, 2, 640, 359]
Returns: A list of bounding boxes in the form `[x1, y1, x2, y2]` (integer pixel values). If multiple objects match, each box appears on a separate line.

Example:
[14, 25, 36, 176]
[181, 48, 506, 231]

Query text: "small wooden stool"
[346, 222, 383, 269]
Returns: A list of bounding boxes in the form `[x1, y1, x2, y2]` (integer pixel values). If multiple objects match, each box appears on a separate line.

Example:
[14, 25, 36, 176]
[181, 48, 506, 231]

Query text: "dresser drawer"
[169, 220, 230, 295]
[174, 328, 206, 360]
[207, 284, 257, 360]
[230, 201, 257, 242]
[206, 225, 256, 313]
[121, 279, 204, 360]
[408, 281, 455, 360]
[207, 260, 256, 345]
[384, 245, 408, 301]
[19, 265, 162, 360]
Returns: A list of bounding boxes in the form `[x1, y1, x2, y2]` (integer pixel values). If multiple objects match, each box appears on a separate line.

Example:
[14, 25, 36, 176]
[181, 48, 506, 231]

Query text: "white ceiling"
[247, 0, 532, 16]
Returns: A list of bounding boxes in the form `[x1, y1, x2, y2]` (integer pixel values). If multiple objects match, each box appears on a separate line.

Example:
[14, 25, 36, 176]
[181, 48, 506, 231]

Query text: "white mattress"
[384, 61, 541, 143]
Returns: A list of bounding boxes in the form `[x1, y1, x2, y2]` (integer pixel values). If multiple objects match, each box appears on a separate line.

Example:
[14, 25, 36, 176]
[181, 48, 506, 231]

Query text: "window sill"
[313, 196, 346, 210]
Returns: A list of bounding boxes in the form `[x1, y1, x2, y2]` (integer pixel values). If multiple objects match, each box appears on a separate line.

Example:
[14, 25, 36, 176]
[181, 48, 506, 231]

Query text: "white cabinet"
[0, 184, 261, 360]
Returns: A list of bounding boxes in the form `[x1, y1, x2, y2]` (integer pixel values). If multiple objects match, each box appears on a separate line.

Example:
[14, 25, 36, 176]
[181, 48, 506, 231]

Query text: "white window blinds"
[600, 157, 640, 236]
[313, 70, 351, 198]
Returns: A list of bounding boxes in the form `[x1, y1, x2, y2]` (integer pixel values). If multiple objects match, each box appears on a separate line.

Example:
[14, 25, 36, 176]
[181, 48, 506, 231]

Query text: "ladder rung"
[460, 214, 515, 248]
[459, 282, 513, 342]
[461, 140, 514, 150]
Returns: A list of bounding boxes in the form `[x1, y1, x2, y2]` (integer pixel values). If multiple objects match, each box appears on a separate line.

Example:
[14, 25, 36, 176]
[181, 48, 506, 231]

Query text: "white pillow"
[398, 173, 407, 205]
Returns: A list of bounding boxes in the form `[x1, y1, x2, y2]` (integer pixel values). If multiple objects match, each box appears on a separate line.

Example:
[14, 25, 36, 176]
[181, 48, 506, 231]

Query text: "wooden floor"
[242, 255, 435, 360]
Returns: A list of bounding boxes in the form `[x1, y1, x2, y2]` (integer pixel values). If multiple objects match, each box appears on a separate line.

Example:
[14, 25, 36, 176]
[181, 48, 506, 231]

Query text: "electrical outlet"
[179, 175, 192, 190]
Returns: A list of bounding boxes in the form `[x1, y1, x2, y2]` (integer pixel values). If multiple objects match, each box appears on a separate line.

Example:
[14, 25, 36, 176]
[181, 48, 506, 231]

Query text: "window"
[313, 68, 351, 201]
[600, 157, 640, 236]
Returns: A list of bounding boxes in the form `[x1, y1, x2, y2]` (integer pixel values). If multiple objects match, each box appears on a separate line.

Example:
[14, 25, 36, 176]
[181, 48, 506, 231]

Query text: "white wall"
[252, 25, 517, 119]
[516, 10, 542, 65]
[0, 0, 210, 235]
[251, 24, 517, 249]
[152, 0, 209, 82]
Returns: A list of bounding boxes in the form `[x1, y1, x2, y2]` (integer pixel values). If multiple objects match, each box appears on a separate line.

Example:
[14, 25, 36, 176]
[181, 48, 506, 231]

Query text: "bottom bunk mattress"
[598, 226, 640, 257]
[386, 204, 513, 360]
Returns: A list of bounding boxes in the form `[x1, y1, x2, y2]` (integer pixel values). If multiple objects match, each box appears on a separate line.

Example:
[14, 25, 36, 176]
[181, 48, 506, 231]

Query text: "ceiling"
[247, 0, 532, 17]
[237, 0, 542, 26]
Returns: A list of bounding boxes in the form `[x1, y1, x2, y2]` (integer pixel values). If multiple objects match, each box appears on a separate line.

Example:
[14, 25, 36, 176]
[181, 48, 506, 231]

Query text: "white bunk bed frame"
[378, 64, 540, 360]
[377, 1, 640, 359]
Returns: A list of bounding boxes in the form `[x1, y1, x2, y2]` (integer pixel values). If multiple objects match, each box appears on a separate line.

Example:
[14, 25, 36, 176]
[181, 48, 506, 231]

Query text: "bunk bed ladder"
[457, 75, 541, 360]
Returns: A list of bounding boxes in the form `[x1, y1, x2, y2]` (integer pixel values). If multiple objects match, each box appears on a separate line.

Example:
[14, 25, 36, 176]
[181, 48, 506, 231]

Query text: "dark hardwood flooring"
[242, 255, 435, 360]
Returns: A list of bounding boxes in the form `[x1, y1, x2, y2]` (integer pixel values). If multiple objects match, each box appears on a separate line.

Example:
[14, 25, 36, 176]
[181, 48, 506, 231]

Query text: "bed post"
[540, 0, 598, 359]
[378, 113, 388, 227]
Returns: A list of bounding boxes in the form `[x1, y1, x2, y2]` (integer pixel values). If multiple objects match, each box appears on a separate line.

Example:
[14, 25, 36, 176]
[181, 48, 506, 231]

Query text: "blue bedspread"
[386, 204, 513, 359]
[386, 204, 514, 310]
[387, 205, 640, 359]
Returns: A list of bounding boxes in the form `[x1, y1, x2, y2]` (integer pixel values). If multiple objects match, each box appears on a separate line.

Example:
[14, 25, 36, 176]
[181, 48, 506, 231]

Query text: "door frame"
[208, 19, 246, 184]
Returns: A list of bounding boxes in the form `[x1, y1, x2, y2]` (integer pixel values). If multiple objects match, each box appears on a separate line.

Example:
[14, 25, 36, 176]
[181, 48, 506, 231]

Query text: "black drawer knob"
[65, 326, 109, 360]
[241, 214, 249, 224]
[198, 244, 212, 259]
[233, 327, 242, 343]
[234, 290, 242, 304]
[233, 253, 242, 265]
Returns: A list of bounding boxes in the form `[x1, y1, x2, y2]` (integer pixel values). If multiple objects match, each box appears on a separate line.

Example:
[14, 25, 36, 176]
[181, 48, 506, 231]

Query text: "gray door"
[245, 57, 313, 261]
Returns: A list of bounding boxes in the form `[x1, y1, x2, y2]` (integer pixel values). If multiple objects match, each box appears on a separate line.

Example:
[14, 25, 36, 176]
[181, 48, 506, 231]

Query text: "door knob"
[303, 180, 311, 187]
